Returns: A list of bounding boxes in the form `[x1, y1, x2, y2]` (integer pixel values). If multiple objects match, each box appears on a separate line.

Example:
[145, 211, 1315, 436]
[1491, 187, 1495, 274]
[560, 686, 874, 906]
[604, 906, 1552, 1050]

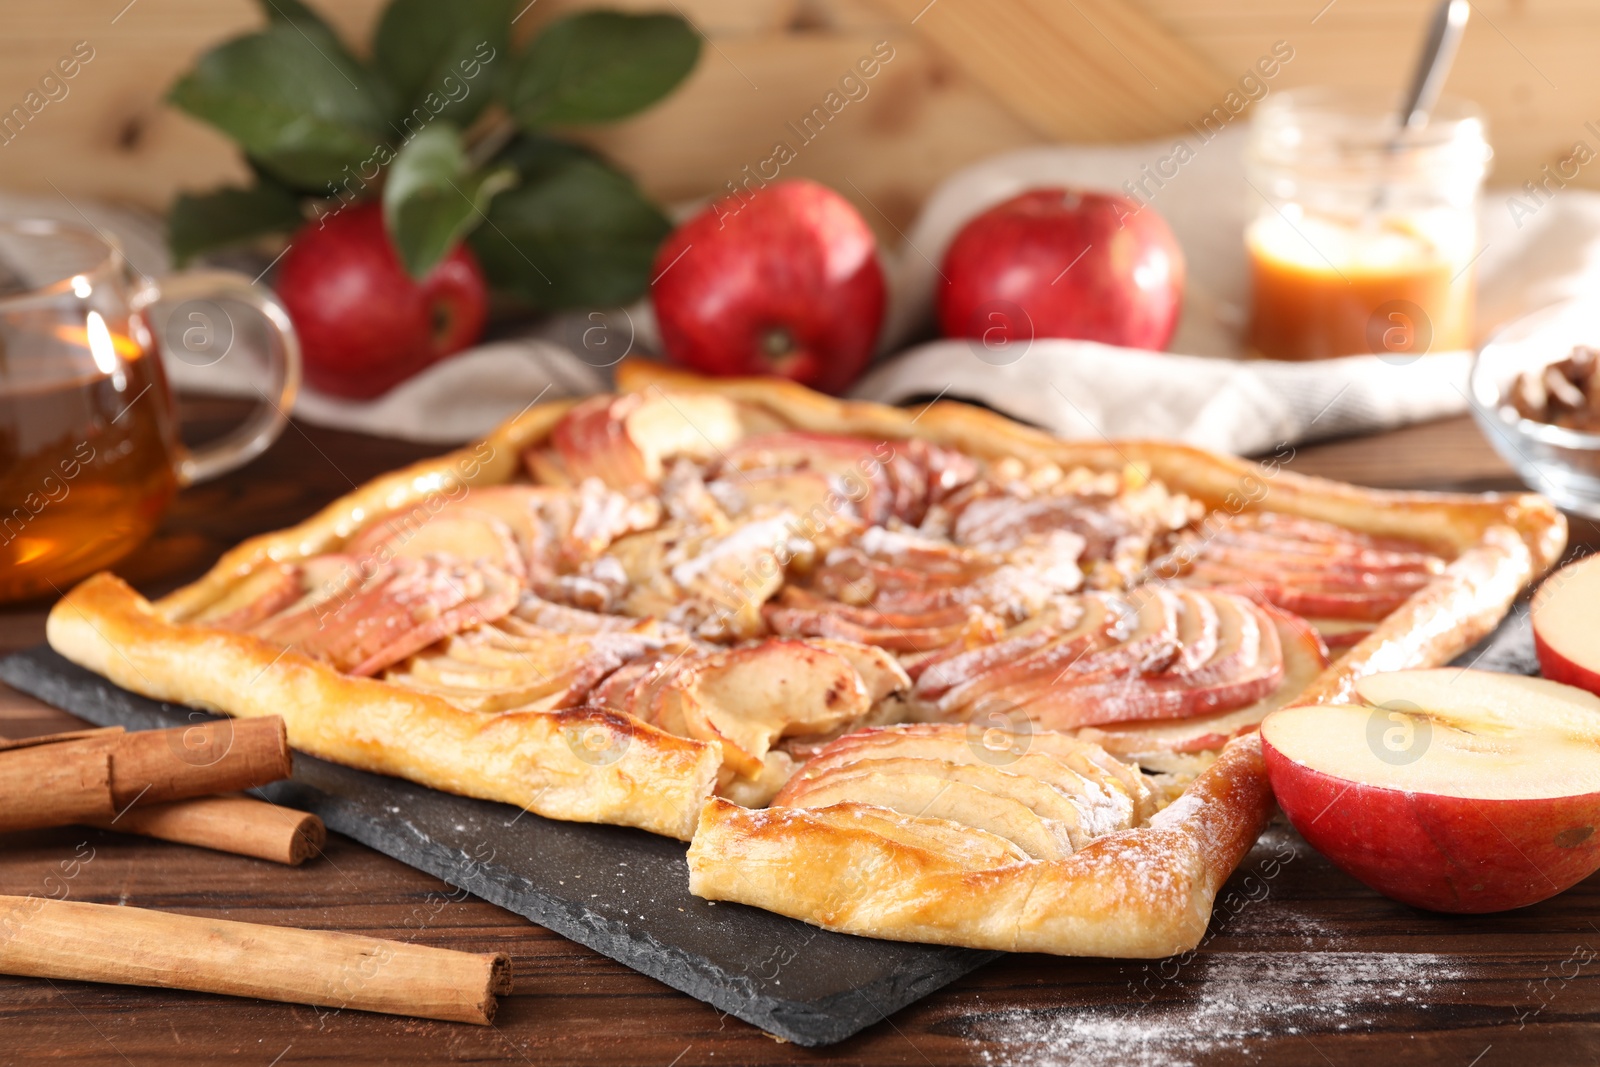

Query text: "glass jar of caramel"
[1245, 87, 1490, 362]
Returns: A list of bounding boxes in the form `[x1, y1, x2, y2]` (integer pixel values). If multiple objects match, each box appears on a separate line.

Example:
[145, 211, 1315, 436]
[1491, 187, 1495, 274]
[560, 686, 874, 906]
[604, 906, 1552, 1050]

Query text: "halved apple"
[1532, 554, 1600, 697]
[1261, 668, 1600, 913]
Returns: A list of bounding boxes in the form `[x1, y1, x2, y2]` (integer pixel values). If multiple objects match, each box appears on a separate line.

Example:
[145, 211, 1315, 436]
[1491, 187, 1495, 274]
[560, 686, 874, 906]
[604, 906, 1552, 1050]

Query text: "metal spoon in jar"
[1374, 0, 1470, 211]
[1396, 0, 1470, 133]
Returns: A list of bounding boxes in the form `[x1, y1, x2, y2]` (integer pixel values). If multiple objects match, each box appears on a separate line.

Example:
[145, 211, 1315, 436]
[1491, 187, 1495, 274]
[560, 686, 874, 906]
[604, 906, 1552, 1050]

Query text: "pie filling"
[186, 390, 1446, 852]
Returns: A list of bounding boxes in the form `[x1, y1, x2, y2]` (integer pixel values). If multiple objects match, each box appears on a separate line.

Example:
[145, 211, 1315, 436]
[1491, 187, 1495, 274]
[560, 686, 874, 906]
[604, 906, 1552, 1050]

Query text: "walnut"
[1507, 346, 1600, 432]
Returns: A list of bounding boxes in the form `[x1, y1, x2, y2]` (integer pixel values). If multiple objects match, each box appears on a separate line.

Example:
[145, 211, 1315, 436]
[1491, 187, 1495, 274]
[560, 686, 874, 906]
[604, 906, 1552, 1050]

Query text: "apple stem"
[431, 303, 454, 344]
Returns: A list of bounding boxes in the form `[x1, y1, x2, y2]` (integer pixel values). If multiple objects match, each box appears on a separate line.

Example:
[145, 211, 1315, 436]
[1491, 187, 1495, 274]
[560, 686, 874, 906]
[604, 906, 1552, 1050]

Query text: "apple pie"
[47, 361, 1564, 957]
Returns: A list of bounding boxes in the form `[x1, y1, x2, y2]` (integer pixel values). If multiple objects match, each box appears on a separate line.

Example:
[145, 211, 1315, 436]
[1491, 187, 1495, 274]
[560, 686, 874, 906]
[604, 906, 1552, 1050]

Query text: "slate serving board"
[0, 609, 1533, 1045]
[0, 645, 994, 1047]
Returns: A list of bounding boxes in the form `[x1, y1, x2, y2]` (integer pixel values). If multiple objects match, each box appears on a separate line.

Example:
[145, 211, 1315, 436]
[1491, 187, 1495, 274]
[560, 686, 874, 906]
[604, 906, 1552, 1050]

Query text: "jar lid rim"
[1253, 86, 1487, 146]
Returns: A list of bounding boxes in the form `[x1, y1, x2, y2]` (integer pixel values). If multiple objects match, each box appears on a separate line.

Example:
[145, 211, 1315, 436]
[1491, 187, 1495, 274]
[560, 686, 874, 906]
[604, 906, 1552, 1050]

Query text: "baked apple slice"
[385, 627, 651, 712]
[794, 802, 1029, 871]
[345, 506, 526, 577]
[1263, 668, 1600, 912]
[189, 563, 304, 630]
[603, 653, 706, 733]
[779, 772, 1077, 860]
[708, 467, 853, 525]
[918, 589, 1301, 734]
[612, 514, 811, 639]
[503, 592, 674, 638]
[786, 732, 1140, 834]
[236, 554, 520, 676]
[539, 391, 745, 489]
[803, 638, 911, 706]
[1168, 512, 1445, 625]
[720, 431, 975, 526]
[910, 598, 1105, 701]
[764, 586, 1003, 653]
[1082, 606, 1328, 760]
[812, 526, 1085, 619]
[784, 756, 1101, 843]
[666, 640, 871, 777]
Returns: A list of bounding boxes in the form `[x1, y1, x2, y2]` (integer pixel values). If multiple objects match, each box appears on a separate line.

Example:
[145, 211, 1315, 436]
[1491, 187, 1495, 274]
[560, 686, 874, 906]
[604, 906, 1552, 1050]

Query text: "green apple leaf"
[384, 124, 516, 279]
[168, 23, 393, 189]
[374, 0, 511, 129]
[167, 182, 305, 266]
[507, 11, 699, 129]
[468, 137, 670, 309]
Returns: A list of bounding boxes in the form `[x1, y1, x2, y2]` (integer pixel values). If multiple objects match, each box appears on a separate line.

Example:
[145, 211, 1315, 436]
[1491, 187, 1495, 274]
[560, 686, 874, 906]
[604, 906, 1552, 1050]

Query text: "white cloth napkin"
[40, 125, 1600, 453]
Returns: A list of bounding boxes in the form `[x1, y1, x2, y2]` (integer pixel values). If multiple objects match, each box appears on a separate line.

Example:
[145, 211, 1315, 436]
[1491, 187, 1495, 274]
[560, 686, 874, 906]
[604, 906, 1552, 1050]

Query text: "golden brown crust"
[45, 361, 1564, 958]
[687, 735, 1273, 957]
[49, 574, 719, 840]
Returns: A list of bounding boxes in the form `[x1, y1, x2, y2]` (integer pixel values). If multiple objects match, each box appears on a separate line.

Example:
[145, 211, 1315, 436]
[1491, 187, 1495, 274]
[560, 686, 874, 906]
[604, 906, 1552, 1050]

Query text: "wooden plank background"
[0, 0, 1594, 231]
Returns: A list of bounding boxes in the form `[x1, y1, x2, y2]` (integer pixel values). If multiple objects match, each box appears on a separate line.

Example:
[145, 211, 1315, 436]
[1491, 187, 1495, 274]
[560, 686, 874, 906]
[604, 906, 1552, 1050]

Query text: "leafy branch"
[167, 0, 699, 311]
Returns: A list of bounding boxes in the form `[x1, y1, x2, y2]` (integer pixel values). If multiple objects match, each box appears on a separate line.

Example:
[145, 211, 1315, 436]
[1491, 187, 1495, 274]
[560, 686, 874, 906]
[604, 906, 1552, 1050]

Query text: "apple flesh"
[545, 391, 745, 489]
[1262, 668, 1600, 913]
[276, 203, 488, 399]
[937, 187, 1185, 351]
[1532, 553, 1600, 696]
[649, 179, 886, 394]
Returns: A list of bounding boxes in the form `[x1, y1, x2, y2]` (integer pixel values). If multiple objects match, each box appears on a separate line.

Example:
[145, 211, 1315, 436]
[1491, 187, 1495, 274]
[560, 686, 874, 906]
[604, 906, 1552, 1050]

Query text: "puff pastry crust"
[45, 360, 1564, 956]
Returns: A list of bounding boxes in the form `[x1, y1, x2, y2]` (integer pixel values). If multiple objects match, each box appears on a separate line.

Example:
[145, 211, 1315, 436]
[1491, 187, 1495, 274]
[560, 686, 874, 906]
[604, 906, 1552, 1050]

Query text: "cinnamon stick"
[0, 896, 512, 1024]
[0, 744, 114, 832]
[96, 717, 292, 807]
[0, 726, 124, 753]
[0, 718, 292, 832]
[85, 794, 327, 866]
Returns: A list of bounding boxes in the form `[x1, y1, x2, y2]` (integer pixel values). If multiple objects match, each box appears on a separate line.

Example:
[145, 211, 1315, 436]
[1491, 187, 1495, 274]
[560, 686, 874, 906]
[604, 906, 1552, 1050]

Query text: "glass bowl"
[1470, 301, 1600, 518]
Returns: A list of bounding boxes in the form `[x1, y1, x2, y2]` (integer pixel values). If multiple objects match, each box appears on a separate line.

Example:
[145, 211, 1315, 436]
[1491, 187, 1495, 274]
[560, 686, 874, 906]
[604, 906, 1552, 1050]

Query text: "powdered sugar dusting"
[971, 952, 1468, 1067]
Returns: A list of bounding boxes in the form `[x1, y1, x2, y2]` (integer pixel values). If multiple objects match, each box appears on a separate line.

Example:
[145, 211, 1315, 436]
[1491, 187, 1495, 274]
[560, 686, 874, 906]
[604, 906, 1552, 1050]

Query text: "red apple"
[1532, 553, 1600, 695]
[650, 179, 886, 394]
[276, 202, 488, 399]
[937, 188, 1185, 351]
[1262, 668, 1600, 913]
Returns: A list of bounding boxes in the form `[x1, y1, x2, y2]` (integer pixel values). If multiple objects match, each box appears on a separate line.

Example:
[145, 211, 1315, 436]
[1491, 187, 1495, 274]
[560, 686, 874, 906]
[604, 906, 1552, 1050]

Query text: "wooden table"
[4, 403, 1599, 1066]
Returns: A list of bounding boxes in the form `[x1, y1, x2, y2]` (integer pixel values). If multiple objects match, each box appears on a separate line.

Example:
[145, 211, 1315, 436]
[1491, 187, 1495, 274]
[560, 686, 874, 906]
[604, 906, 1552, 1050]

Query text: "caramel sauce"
[1246, 215, 1473, 362]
